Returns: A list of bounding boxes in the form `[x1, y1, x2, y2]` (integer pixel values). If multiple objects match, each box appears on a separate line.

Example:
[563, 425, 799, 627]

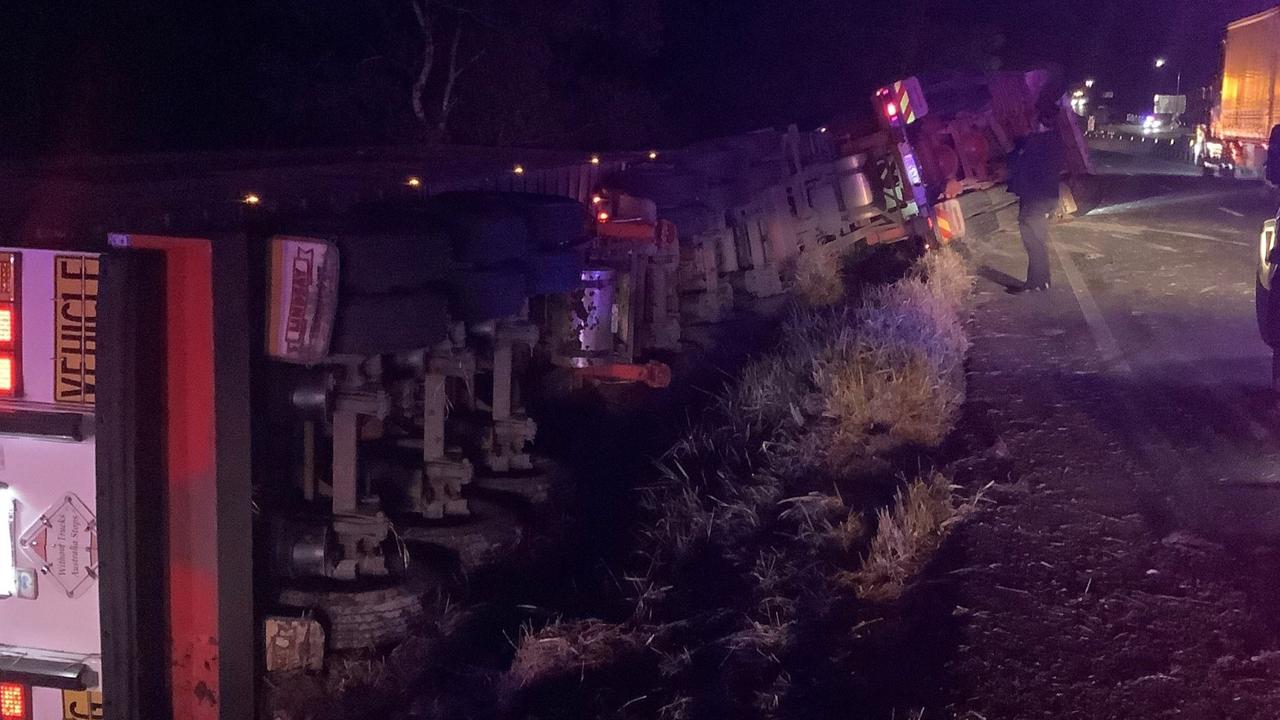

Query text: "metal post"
[302, 420, 315, 502]
[492, 339, 512, 422]
[331, 410, 360, 514]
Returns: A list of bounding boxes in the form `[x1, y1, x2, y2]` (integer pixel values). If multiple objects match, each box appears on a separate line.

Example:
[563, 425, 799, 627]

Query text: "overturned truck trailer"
[0, 169, 685, 719]
[589, 69, 1089, 318]
[0, 68, 1089, 717]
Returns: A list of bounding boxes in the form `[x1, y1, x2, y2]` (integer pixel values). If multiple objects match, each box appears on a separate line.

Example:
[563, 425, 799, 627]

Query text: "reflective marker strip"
[894, 80, 917, 124]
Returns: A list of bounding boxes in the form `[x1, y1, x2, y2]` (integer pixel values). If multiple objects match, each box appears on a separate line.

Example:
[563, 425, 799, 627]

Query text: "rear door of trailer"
[0, 237, 252, 720]
[0, 248, 113, 720]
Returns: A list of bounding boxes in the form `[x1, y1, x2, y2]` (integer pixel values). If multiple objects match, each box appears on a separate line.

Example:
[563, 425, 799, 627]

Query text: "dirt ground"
[923, 178, 1280, 719]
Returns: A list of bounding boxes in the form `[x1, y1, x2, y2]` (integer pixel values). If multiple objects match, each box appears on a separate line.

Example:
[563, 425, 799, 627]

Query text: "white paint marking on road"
[1072, 220, 1250, 248]
[1069, 222, 1144, 236]
[1086, 190, 1244, 216]
[1053, 242, 1133, 375]
[1153, 229, 1250, 246]
[1218, 206, 1246, 218]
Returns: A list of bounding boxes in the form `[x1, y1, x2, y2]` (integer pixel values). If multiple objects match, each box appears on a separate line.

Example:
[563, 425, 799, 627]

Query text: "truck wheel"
[454, 268, 528, 321]
[527, 249, 584, 295]
[277, 584, 424, 651]
[331, 291, 450, 355]
[335, 233, 452, 294]
[518, 195, 590, 249]
[397, 498, 523, 572]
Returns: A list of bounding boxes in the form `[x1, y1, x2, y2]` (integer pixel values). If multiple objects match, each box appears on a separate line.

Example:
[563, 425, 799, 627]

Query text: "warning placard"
[54, 256, 98, 405]
[19, 493, 99, 599]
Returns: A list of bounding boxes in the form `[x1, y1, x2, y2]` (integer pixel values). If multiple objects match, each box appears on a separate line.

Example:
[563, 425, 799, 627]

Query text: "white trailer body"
[0, 249, 103, 720]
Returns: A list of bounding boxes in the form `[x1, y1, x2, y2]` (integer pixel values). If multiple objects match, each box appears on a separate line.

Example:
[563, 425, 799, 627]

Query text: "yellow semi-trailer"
[1209, 6, 1280, 175]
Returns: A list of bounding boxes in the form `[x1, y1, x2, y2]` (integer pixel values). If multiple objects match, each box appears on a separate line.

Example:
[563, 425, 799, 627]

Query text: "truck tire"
[431, 192, 587, 251]
[453, 267, 529, 321]
[515, 195, 589, 249]
[397, 498, 523, 571]
[332, 292, 450, 355]
[606, 169, 702, 208]
[334, 233, 453, 295]
[277, 584, 424, 651]
[527, 249, 584, 295]
[447, 213, 531, 266]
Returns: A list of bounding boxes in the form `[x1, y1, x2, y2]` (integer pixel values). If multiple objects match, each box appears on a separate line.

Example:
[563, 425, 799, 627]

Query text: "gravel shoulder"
[933, 186, 1280, 719]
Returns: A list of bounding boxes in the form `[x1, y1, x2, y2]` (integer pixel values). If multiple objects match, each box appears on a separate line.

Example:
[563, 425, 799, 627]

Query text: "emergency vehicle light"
[0, 681, 28, 720]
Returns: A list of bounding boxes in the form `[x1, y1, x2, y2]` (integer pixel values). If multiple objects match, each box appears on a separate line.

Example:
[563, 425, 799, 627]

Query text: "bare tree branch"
[437, 22, 486, 140]
[409, 0, 435, 126]
[436, 23, 464, 138]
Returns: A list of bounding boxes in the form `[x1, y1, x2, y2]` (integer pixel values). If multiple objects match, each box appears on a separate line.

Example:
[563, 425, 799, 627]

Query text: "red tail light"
[0, 254, 19, 398]
[885, 101, 899, 118]
[0, 357, 13, 394]
[0, 682, 29, 720]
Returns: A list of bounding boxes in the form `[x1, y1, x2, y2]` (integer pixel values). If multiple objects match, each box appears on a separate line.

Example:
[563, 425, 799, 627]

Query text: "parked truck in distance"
[1204, 6, 1280, 176]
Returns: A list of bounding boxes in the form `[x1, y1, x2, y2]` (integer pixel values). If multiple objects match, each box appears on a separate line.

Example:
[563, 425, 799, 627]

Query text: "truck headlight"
[1264, 221, 1277, 265]
[1263, 220, 1279, 290]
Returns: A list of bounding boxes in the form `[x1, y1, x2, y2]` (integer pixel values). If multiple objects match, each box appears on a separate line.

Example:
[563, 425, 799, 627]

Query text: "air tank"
[835, 153, 882, 222]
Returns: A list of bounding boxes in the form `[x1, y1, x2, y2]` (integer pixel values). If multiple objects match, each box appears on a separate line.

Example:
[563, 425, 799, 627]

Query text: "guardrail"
[1084, 130, 1198, 165]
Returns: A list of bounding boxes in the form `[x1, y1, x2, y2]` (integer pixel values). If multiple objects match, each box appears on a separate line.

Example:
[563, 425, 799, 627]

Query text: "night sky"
[0, 0, 1275, 157]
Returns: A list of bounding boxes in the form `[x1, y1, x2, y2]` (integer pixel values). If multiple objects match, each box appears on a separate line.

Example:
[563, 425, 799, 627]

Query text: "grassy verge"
[505, 245, 979, 718]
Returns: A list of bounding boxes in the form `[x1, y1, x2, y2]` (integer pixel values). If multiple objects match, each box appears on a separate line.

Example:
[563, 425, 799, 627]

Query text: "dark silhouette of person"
[1006, 109, 1066, 292]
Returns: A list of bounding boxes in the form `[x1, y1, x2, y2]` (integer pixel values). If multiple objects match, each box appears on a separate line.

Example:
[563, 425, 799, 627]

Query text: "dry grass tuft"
[752, 671, 792, 718]
[613, 247, 975, 716]
[815, 250, 971, 460]
[922, 245, 974, 311]
[657, 695, 695, 720]
[794, 246, 845, 306]
[325, 655, 386, 696]
[508, 619, 646, 688]
[725, 616, 792, 656]
[729, 354, 810, 434]
[850, 471, 969, 602]
[825, 348, 965, 455]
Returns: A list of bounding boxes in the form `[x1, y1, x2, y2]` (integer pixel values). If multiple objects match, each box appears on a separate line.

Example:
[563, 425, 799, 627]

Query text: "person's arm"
[1007, 135, 1029, 195]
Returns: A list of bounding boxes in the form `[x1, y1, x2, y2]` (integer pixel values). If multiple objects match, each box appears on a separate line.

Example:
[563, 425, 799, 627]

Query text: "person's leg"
[1018, 199, 1052, 288]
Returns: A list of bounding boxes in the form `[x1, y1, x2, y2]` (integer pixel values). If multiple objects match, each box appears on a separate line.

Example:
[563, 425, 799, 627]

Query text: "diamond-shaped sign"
[19, 493, 98, 598]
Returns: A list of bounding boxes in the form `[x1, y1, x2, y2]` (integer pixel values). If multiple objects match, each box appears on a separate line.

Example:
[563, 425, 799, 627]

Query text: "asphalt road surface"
[975, 174, 1280, 542]
[940, 173, 1280, 718]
